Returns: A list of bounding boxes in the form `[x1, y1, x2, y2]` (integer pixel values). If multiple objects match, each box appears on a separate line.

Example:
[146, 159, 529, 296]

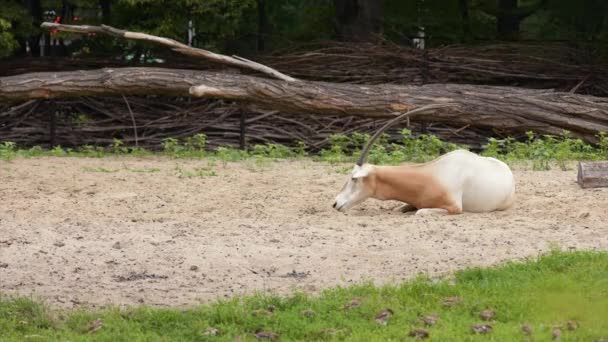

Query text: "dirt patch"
[1, 157, 607, 308]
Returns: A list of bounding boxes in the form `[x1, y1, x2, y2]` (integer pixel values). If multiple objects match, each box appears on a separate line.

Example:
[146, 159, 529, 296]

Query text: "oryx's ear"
[352, 165, 371, 178]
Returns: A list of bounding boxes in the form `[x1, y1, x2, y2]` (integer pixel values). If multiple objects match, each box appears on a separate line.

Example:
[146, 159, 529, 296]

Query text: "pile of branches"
[3, 41, 606, 94]
[260, 41, 608, 96]
[0, 96, 490, 151]
[2, 39, 607, 149]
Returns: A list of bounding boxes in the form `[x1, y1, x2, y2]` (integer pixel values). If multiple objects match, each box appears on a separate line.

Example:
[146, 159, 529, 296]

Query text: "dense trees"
[334, 0, 383, 41]
[0, 0, 606, 58]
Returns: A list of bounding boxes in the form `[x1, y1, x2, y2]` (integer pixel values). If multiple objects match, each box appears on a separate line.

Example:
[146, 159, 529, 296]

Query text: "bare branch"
[40, 22, 297, 83]
[122, 94, 139, 147]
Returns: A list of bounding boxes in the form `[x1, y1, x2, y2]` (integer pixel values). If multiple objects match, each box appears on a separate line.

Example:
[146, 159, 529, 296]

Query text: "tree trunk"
[497, 0, 520, 40]
[459, 0, 471, 42]
[2, 67, 607, 143]
[256, 0, 268, 51]
[334, 0, 382, 41]
[100, 0, 112, 24]
[25, 0, 43, 57]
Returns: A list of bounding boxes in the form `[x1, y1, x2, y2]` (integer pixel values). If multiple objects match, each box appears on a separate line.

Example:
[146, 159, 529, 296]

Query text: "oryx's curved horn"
[355, 103, 455, 166]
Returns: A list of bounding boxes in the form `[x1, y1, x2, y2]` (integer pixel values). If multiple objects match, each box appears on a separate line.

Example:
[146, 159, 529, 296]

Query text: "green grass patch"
[173, 164, 218, 178]
[1, 250, 607, 341]
[2, 130, 608, 170]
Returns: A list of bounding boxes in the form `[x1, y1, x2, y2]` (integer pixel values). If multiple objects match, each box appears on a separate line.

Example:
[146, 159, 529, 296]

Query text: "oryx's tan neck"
[370, 165, 456, 211]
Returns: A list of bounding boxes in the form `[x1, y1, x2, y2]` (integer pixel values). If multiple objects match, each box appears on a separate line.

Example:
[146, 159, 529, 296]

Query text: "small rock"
[567, 320, 578, 331]
[112, 241, 121, 249]
[521, 324, 533, 335]
[0, 262, 8, 268]
[301, 309, 315, 317]
[53, 241, 65, 247]
[190, 265, 199, 271]
[408, 328, 429, 339]
[480, 309, 495, 321]
[375, 308, 393, 325]
[343, 299, 361, 310]
[579, 212, 590, 218]
[552, 327, 561, 340]
[471, 324, 492, 334]
[203, 327, 219, 336]
[254, 331, 278, 341]
[421, 314, 439, 326]
[442, 296, 462, 307]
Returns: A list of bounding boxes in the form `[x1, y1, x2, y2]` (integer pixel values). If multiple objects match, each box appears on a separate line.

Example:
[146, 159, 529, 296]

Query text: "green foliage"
[538, 0, 608, 42]
[599, 132, 608, 156]
[162, 134, 209, 158]
[481, 131, 606, 170]
[0, 18, 18, 58]
[183, 133, 207, 151]
[1, 250, 607, 340]
[264, 0, 335, 45]
[110, 138, 129, 154]
[251, 143, 295, 159]
[1, 0, 607, 58]
[2, 130, 607, 170]
[0, 141, 17, 160]
[319, 129, 463, 165]
[319, 134, 351, 164]
[173, 163, 217, 178]
[112, 0, 256, 52]
[0, 1, 28, 57]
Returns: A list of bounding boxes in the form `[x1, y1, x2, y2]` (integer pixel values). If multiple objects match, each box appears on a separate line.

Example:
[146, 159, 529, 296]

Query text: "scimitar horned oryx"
[332, 104, 516, 215]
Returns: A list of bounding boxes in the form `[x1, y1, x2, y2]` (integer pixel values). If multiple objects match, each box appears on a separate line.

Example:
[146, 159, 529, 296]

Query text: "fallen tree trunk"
[1, 67, 608, 143]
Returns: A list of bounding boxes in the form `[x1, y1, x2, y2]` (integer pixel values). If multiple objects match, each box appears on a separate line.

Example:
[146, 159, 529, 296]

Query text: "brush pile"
[0, 96, 489, 150]
[1, 41, 606, 150]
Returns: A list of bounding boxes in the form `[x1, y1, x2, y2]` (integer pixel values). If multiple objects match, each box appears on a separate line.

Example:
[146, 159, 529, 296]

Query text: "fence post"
[49, 104, 57, 148]
[420, 45, 429, 134]
[239, 110, 247, 150]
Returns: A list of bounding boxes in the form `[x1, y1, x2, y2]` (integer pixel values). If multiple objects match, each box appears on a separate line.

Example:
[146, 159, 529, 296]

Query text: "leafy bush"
[2, 130, 607, 170]
[319, 130, 464, 165]
[481, 131, 607, 170]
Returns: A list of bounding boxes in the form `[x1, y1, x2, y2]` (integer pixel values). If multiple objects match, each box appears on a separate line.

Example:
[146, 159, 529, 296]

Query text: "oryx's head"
[332, 103, 454, 211]
[333, 163, 376, 211]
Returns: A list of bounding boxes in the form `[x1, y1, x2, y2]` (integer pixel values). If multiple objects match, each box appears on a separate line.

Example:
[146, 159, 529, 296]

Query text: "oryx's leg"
[415, 203, 462, 216]
[393, 203, 418, 213]
[414, 208, 449, 216]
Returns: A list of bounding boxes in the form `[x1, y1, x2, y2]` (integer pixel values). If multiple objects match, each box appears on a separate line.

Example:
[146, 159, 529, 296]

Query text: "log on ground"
[577, 161, 608, 188]
[1, 67, 608, 143]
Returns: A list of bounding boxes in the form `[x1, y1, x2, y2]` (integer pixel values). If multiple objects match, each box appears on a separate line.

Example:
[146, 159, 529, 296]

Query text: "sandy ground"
[1, 157, 607, 308]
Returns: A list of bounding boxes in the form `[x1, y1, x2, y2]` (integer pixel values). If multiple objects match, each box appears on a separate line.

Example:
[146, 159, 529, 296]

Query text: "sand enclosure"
[1, 157, 607, 308]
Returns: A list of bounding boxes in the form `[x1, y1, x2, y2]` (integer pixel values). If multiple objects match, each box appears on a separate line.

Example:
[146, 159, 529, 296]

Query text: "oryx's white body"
[333, 149, 515, 215]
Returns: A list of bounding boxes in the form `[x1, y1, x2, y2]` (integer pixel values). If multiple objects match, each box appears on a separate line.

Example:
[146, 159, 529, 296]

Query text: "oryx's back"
[428, 149, 515, 212]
